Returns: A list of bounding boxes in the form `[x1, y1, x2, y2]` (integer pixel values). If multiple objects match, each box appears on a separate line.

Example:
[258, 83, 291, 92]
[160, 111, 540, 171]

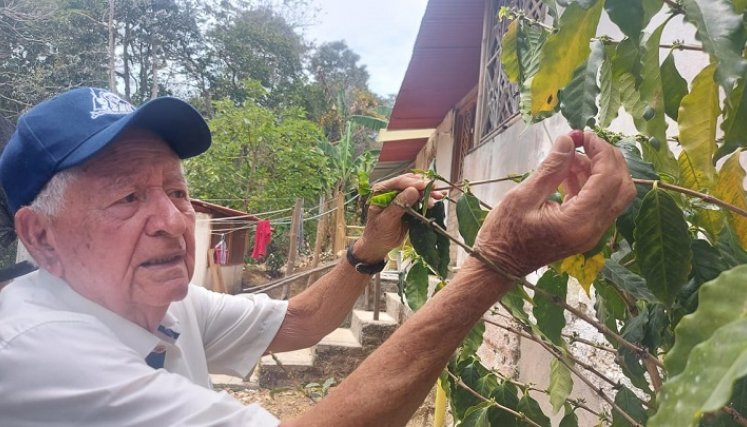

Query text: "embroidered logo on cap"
[89, 88, 134, 119]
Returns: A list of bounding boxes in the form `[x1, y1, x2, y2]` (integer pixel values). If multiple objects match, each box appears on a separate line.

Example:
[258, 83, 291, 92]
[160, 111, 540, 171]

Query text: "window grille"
[477, 0, 546, 143]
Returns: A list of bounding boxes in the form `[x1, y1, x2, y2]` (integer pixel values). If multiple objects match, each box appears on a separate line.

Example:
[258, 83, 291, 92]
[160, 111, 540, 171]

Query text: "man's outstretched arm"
[285, 132, 636, 426]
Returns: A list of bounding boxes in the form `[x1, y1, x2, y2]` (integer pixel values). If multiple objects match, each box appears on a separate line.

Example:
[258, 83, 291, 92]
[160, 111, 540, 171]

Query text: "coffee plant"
[391, 0, 747, 425]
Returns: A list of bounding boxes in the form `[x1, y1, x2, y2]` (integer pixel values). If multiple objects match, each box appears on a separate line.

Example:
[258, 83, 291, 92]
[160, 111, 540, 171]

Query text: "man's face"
[48, 130, 196, 317]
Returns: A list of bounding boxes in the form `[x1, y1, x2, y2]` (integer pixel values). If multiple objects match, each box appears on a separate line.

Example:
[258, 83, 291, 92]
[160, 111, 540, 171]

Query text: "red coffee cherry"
[569, 130, 584, 148]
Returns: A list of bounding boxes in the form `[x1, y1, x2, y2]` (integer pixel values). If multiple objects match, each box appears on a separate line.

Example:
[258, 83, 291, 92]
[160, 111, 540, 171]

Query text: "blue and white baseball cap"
[0, 87, 211, 213]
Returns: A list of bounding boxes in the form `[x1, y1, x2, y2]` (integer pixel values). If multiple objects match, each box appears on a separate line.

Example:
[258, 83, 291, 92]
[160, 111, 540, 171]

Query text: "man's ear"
[14, 207, 63, 276]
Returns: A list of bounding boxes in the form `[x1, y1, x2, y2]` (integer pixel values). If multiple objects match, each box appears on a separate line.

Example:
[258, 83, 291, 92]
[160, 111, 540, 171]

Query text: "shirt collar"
[36, 269, 181, 358]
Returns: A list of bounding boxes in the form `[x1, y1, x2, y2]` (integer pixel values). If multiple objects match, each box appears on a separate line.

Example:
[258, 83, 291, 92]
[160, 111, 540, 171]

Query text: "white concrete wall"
[193, 212, 211, 287]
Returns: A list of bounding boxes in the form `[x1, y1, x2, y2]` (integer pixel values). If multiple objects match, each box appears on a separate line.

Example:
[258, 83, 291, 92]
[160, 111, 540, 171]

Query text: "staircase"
[258, 304, 402, 387]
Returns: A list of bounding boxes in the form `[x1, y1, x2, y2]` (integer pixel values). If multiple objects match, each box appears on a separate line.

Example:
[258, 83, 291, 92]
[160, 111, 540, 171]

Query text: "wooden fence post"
[333, 190, 347, 256]
[281, 198, 304, 299]
[306, 195, 328, 288]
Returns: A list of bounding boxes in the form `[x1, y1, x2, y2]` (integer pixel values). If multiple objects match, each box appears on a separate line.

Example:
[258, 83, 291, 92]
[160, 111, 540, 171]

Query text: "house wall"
[194, 213, 244, 293]
[193, 213, 211, 287]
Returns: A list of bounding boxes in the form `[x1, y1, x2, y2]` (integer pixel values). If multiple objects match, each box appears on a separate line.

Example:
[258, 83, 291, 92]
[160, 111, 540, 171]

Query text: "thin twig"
[482, 317, 620, 390]
[487, 370, 604, 418]
[633, 178, 747, 218]
[660, 43, 704, 52]
[724, 405, 747, 427]
[396, 202, 664, 371]
[445, 370, 543, 427]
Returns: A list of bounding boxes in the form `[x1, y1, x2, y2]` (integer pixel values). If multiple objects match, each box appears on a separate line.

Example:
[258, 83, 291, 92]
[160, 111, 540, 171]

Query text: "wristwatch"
[346, 244, 387, 275]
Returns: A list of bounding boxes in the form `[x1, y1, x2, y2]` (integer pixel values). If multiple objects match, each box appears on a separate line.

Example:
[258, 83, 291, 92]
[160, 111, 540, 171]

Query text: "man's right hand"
[467, 131, 636, 279]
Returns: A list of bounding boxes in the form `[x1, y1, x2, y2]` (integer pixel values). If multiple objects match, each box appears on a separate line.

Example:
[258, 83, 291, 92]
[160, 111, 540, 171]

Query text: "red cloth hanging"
[251, 220, 272, 260]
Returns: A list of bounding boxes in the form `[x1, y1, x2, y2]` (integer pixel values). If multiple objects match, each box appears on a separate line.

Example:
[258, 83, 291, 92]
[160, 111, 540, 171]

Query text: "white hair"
[29, 168, 78, 217]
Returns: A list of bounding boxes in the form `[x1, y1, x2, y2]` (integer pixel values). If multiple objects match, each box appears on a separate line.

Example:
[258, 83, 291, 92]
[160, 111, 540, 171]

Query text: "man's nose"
[145, 190, 187, 237]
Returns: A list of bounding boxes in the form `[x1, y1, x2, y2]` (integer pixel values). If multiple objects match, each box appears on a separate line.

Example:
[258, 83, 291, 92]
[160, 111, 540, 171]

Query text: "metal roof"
[375, 0, 484, 179]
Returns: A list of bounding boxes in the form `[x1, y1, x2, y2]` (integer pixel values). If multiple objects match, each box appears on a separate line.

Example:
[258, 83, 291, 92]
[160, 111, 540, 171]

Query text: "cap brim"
[58, 97, 211, 170]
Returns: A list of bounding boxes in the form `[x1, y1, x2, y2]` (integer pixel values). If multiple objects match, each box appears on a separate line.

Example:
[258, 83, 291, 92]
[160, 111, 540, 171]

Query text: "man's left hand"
[353, 173, 444, 263]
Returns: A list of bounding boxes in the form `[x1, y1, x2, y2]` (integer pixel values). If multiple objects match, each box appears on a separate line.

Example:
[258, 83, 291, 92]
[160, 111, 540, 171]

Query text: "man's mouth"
[141, 254, 184, 267]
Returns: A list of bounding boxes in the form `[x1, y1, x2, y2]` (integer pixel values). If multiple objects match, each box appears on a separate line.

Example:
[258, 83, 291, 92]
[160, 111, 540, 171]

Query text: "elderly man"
[0, 87, 635, 426]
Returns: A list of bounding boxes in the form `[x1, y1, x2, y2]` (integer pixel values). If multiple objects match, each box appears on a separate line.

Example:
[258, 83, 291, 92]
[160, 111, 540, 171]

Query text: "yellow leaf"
[714, 150, 747, 250]
[559, 253, 605, 296]
[530, 0, 604, 117]
[678, 64, 719, 190]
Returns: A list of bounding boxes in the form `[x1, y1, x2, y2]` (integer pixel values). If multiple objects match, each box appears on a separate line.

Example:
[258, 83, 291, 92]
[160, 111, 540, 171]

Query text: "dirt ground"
[222, 384, 441, 426]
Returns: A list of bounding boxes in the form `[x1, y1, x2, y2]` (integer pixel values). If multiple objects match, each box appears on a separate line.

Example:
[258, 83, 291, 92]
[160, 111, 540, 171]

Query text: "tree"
[183, 81, 330, 214]
[395, 1, 747, 426]
[0, 0, 109, 120]
[207, 6, 308, 108]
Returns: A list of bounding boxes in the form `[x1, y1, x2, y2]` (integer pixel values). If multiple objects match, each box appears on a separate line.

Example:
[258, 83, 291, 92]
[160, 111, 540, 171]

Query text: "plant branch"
[445, 370, 543, 427]
[660, 42, 704, 52]
[488, 369, 604, 419]
[532, 337, 644, 427]
[395, 202, 664, 372]
[633, 178, 747, 218]
[724, 405, 747, 427]
[482, 317, 620, 390]
[490, 310, 617, 354]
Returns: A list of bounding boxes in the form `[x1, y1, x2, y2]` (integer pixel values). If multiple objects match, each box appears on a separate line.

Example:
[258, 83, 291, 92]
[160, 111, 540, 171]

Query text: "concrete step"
[258, 348, 320, 388]
[315, 328, 365, 381]
[351, 309, 398, 349]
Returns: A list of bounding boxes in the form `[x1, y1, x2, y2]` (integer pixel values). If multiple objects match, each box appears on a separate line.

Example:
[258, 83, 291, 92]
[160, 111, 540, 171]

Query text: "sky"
[303, 0, 429, 97]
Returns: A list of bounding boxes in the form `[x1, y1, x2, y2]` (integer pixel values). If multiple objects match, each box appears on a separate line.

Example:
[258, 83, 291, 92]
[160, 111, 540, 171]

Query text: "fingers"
[560, 132, 635, 230]
[371, 173, 428, 194]
[519, 135, 576, 206]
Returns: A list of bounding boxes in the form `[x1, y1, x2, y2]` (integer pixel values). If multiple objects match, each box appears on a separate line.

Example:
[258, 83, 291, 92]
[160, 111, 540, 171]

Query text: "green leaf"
[601, 258, 657, 302]
[560, 39, 604, 129]
[349, 114, 388, 130]
[652, 318, 747, 427]
[718, 70, 747, 161]
[634, 188, 693, 306]
[459, 320, 486, 362]
[595, 278, 628, 324]
[518, 393, 551, 427]
[456, 191, 488, 247]
[529, 0, 604, 118]
[691, 239, 729, 285]
[598, 45, 622, 128]
[370, 190, 398, 208]
[559, 409, 579, 427]
[406, 202, 450, 278]
[661, 52, 689, 121]
[735, 0, 747, 13]
[665, 264, 747, 376]
[459, 401, 495, 427]
[452, 359, 493, 419]
[714, 150, 747, 251]
[612, 386, 648, 427]
[549, 358, 573, 413]
[681, 0, 747, 93]
[717, 223, 747, 268]
[533, 270, 568, 346]
[605, 0, 663, 43]
[637, 22, 677, 176]
[492, 381, 520, 427]
[501, 287, 531, 325]
[618, 139, 660, 182]
[404, 260, 429, 311]
[678, 64, 719, 190]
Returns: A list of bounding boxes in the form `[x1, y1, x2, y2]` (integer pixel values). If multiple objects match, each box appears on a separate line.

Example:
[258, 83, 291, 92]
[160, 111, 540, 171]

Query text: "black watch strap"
[346, 245, 386, 275]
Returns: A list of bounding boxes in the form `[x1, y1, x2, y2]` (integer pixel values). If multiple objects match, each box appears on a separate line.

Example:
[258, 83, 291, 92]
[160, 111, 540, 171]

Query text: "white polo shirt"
[0, 269, 288, 426]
